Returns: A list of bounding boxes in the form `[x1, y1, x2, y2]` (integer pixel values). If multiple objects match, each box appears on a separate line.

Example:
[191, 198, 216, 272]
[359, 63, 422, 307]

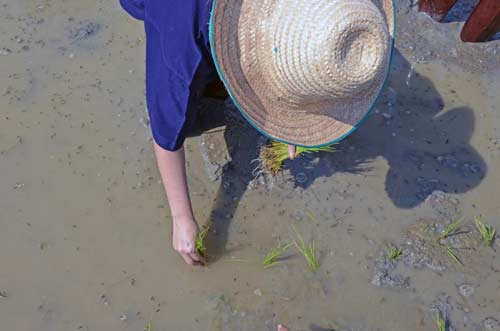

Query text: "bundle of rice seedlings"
[254, 140, 337, 177]
[196, 226, 209, 257]
[435, 312, 446, 331]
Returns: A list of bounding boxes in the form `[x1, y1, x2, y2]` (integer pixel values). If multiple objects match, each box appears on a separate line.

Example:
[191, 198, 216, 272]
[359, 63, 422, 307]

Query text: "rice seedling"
[435, 312, 446, 331]
[256, 141, 337, 176]
[475, 216, 496, 247]
[144, 322, 152, 331]
[305, 209, 320, 224]
[441, 218, 462, 239]
[445, 245, 463, 266]
[195, 226, 209, 257]
[386, 243, 402, 262]
[292, 224, 320, 272]
[263, 240, 292, 268]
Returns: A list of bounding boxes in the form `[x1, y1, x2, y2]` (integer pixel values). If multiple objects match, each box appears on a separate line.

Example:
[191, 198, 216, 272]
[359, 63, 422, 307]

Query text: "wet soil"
[1, 0, 499, 330]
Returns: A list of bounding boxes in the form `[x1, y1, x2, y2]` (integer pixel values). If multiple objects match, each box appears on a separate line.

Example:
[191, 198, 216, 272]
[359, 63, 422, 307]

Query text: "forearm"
[153, 142, 194, 221]
[154, 142, 204, 265]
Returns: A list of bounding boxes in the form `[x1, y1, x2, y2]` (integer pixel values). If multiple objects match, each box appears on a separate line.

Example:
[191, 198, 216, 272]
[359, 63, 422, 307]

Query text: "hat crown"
[257, 0, 391, 107]
[212, 0, 395, 145]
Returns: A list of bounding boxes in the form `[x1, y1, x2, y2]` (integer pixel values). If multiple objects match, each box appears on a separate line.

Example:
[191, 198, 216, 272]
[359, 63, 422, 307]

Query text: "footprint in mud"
[371, 255, 411, 289]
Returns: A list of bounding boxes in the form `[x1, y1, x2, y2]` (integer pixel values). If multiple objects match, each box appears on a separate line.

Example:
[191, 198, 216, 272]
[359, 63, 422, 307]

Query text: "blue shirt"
[120, 0, 216, 151]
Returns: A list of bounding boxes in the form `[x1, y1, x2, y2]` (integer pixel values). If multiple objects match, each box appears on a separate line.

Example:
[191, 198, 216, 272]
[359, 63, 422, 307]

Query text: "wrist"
[172, 214, 196, 225]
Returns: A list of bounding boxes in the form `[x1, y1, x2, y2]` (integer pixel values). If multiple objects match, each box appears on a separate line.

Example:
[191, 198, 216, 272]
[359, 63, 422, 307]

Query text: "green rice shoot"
[475, 216, 496, 247]
[196, 226, 209, 257]
[144, 322, 152, 331]
[257, 141, 337, 176]
[441, 218, 462, 239]
[386, 243, 402, 262]
[305, 209, 321, 224]
[263, 240, 293, 268]
[292, 224, 320, 272]
[435, 312, 446, 331]
[445, 245, 463, 266]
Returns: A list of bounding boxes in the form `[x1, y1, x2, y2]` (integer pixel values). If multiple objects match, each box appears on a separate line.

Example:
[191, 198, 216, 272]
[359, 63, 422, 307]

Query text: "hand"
[287, 144, 296, 159]
[172, 217, 206, 266]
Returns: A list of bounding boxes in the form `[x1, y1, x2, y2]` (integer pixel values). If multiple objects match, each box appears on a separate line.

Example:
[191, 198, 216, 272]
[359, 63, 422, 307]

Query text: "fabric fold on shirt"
[120, 0, 216, 151]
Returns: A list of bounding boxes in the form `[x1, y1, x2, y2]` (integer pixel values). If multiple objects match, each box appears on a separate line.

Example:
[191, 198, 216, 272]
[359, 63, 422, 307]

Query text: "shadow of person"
[287, 48, 486, 208]
[200, 104, 262, 262]
[199, 48, 487, 261]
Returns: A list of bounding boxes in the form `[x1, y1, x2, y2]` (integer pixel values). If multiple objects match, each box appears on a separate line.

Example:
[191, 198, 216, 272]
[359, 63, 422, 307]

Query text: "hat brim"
[209, 0, 396, 147]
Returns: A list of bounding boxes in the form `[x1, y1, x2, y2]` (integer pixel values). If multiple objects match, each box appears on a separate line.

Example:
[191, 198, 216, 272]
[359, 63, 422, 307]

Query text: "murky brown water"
[1, 1, 499, 330]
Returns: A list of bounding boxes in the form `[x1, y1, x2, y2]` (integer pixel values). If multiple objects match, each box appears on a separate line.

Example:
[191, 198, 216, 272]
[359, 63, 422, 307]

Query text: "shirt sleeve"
[144, 19, 201, 151]
[144, 0, 203, 83]
[119, 0, 145, 21]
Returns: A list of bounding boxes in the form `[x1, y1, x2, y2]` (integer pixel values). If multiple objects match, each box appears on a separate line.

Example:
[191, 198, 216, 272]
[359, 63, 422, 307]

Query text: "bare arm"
[153, 142, 205, 265]
[153, 140, 294, 266]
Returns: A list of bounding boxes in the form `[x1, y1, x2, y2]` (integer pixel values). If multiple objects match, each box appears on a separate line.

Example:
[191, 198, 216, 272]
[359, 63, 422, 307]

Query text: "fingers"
[175, 244, 206, 266]
[277, 324, 289, 331]
[180, 252, 204, 266]
[180, 253, 196, 265]
[171, 221, 207, 266]
[189, 252, 206, 265]
[288, 144, 296, 159]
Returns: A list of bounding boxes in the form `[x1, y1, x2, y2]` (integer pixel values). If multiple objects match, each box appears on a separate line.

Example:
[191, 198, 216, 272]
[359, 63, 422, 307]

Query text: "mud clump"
[68, 20, 102, 42]
[0, 48, 12, 56]
[402, 218, 483, 271]
[371, 256, 410, 288]
[371, 213, 494, 290]
[431, 294, 457, 331]
[457, 284, 474, 298]
[483, 318, 500, 331]
[196, 98, 231, 182]
[200, 136, 228, 182]
[424, 191, 461, 222]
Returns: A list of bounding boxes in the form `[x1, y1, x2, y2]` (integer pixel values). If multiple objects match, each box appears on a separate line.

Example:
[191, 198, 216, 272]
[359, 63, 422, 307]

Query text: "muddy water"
[1, 0, 499, 330]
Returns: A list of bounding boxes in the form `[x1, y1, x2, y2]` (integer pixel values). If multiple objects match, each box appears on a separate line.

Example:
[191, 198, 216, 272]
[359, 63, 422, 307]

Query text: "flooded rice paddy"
[1, 0, 499, 330]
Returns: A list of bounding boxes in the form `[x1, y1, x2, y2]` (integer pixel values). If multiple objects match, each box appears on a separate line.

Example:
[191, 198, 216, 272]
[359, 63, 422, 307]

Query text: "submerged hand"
[172, 217, 206, 266]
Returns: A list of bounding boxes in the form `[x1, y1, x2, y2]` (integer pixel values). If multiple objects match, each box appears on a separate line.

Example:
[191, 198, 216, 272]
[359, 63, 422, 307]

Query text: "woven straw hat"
[209, 0, 395, 147]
